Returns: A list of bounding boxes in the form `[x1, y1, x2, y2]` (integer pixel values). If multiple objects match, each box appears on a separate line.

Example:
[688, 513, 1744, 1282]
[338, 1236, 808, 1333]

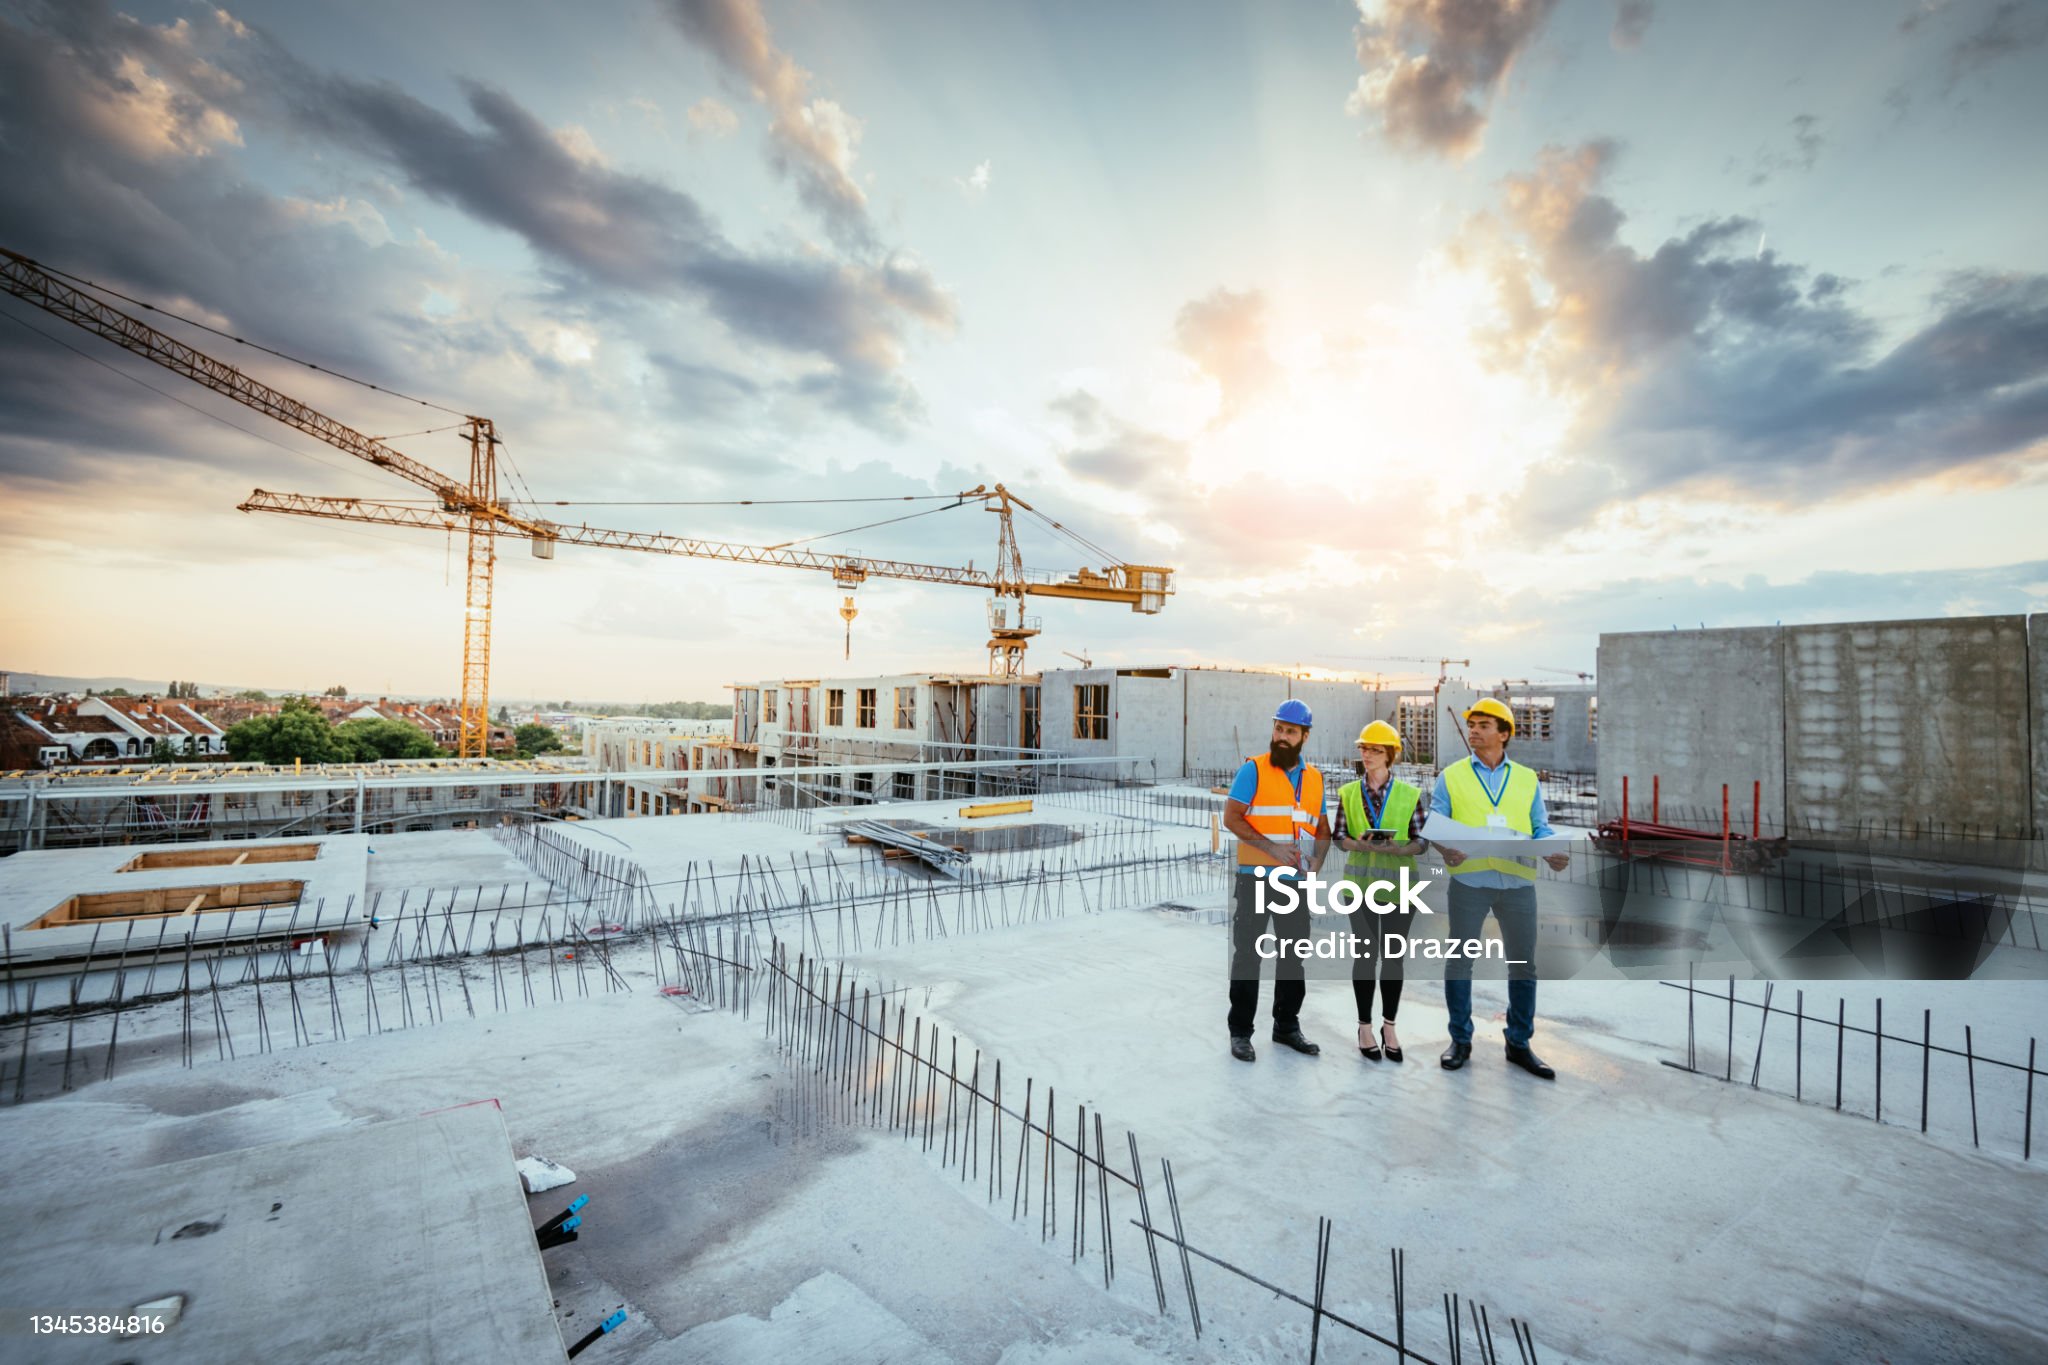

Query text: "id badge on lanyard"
[1486, 814, 1510, 829]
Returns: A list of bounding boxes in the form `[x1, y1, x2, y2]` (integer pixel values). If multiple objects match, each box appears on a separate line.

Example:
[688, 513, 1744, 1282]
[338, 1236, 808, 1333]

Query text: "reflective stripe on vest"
[1439, 758, 1539, 880]
[1236, 755, 1325, 868]
[1337, 777, 1419, 874]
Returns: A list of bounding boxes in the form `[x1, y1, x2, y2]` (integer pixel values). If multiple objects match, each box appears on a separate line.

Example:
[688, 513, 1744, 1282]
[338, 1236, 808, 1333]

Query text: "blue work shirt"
[1428, 754, 1555, 889]
[1227, 756, 1317, 874]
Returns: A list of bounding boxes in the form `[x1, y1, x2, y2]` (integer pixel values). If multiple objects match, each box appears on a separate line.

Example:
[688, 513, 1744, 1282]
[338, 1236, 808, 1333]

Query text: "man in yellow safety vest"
[1220, 698, 1330, 1061]
[1428, 698, 1571, 1080]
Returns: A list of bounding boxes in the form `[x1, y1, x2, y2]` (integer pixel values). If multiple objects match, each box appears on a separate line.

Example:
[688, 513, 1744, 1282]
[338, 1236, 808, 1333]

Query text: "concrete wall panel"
[1596, 627, 1785, 827]
[1186, 671, 1292, 774]
[1783, 616, 2031, 837]
[2033, 615, 2047, 840]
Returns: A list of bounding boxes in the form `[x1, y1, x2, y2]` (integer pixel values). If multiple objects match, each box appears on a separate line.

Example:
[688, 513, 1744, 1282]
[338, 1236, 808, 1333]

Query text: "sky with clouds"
[2, 0, 2045, 700]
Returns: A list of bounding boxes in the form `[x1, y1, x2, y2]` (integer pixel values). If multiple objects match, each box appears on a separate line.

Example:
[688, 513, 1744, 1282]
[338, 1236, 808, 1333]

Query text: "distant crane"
[1, 248, 1176, 753]
[1325, 655, 1472, 686]
[1537, 666, 1595, 683]
[1062, 650, 1093, 669]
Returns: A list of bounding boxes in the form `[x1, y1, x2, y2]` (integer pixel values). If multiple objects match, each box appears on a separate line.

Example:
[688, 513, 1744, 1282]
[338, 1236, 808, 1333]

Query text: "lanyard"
[1473, 760, 1511, 809]
[1361, 779, 1390, 830]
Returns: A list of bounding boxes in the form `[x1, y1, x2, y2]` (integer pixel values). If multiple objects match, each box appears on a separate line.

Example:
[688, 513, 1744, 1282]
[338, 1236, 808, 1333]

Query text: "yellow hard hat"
[1355, 720, 1402, 754]
[1462, 697, 1516, 736]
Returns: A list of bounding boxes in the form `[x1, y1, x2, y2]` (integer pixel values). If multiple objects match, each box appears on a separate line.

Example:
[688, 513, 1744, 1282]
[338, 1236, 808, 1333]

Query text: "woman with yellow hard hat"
[1332, 719, 1428, 1062]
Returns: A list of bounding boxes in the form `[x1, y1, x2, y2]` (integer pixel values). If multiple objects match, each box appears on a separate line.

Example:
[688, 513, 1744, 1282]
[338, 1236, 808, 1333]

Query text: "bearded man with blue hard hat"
[1219, 697, 1331, 1062]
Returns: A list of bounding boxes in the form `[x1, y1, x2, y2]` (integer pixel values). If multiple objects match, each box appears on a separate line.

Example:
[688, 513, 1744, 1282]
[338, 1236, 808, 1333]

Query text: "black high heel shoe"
[1380, 1022, 1404, 1063]
[1357, 1022, 1382, 1061]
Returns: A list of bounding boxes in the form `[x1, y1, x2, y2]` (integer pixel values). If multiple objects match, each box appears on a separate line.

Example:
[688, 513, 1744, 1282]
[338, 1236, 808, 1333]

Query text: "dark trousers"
[1347, 903, 1415, 1023]
[1442, 880, 1538, 1047]
[1226, 872, 1312, 1036]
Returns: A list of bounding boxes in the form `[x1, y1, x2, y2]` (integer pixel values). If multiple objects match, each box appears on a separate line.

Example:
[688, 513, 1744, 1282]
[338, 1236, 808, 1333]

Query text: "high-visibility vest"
[1439, 757, 1539, 881]
[1235, 754, 1324, 869]
[1337, 777, 1419, 875]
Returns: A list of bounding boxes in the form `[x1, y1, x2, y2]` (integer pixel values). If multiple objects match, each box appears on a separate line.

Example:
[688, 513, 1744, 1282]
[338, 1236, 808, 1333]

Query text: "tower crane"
[1, 248, 1174, 754]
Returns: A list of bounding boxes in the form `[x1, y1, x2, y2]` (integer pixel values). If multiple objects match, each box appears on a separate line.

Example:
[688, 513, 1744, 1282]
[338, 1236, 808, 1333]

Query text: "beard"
[1269, 738, 1303, 768]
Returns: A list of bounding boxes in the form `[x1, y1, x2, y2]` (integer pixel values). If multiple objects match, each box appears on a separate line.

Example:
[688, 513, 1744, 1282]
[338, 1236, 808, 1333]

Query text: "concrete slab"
[0, 1103, 563, 1362]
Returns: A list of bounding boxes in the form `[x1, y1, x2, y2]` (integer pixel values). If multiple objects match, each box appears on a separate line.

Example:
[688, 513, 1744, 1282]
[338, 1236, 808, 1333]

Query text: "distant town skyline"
[4, 0, 2046, 698]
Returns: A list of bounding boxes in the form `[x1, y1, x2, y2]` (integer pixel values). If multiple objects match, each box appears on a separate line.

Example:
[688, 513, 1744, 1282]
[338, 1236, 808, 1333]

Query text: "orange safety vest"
[1235, 754, 1325, 869]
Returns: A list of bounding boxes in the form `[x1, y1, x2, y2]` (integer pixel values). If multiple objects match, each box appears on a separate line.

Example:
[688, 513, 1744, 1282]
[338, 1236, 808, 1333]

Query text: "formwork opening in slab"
[117, 843, 318, 873]
[28, 880, 306, 928]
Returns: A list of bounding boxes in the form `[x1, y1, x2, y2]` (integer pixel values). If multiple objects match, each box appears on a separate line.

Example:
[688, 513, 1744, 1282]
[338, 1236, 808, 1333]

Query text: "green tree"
[334, 717, 440, 762]
[234, 689, 271, 702]
[323, 684, 349, 699]
[223, 698, 343, 765]
[149, 737, 181, 764]
[513, 722, 565, 756]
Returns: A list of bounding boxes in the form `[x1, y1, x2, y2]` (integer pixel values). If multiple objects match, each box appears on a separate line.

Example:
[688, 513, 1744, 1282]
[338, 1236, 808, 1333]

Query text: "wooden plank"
[958, 799, 1033, 819]
[180, 892, 207, 918]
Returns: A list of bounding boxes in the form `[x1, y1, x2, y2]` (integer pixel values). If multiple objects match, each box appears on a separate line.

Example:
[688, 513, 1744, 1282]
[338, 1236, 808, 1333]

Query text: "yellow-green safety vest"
[1336, 777, 1419, 875]
[1438, 757, 1539, 881]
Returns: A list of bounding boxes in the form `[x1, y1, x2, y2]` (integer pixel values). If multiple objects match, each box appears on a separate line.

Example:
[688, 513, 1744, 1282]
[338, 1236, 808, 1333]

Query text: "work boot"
[1230, 1035, 1256, 1062]
[1271, 1027, 1320, 1056]
[1505, 1044, 1555, 1080]
[1440, 1041, 1472, 1070]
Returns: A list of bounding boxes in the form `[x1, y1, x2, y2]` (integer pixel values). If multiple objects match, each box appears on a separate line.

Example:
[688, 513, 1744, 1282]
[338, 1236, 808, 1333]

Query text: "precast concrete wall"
[1784, 616, 2032, 837]
[1596, 627, 1786, 828]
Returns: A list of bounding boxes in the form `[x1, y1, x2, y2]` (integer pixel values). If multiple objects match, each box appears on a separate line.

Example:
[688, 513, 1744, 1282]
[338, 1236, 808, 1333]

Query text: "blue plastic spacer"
[560, 1215, 581, 1233]
[601, 1310, 626, 1334]
[568, 1193, 589, 1214]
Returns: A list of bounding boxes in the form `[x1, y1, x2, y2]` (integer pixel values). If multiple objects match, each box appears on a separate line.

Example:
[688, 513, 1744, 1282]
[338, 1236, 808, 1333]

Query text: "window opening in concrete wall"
[1075, 684, 1109, 740]
[894, 687, 916, 729]
[854, 771, 874, 794]
[1022, 685, 1041, 749]
[1588, 697, 1599, 741]
[827, 689, 845, 727]
[30, 879, 306, 928]
[857, 689, 878, 729]
[892, 771, 916, 800]
[119, 844, 316, 872]
[764, 689, 778, 723]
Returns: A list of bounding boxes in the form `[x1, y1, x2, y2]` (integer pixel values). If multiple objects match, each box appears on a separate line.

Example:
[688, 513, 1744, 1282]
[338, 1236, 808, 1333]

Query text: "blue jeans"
[1442, 880, 1538, 1048]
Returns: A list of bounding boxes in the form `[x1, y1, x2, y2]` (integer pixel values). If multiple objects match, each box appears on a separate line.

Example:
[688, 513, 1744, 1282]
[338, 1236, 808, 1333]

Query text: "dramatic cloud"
[662, 0, 873, 248]
[1455, 142, 2048, 527]
[1346, 0, 1560, 160]
[1172, 287, 1279, 425]
[1609, 0, 1654, 51]
[955, 159, 992, 199]
[289, 73, 952, 417]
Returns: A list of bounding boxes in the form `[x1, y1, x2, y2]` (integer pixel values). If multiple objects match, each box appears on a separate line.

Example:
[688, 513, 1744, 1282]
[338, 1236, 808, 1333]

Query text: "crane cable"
[20, 256, 471, 418]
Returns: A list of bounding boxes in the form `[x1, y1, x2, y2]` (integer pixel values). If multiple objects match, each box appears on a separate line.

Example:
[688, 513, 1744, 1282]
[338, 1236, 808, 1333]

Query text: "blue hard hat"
[1273, 699, 1313, 727]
